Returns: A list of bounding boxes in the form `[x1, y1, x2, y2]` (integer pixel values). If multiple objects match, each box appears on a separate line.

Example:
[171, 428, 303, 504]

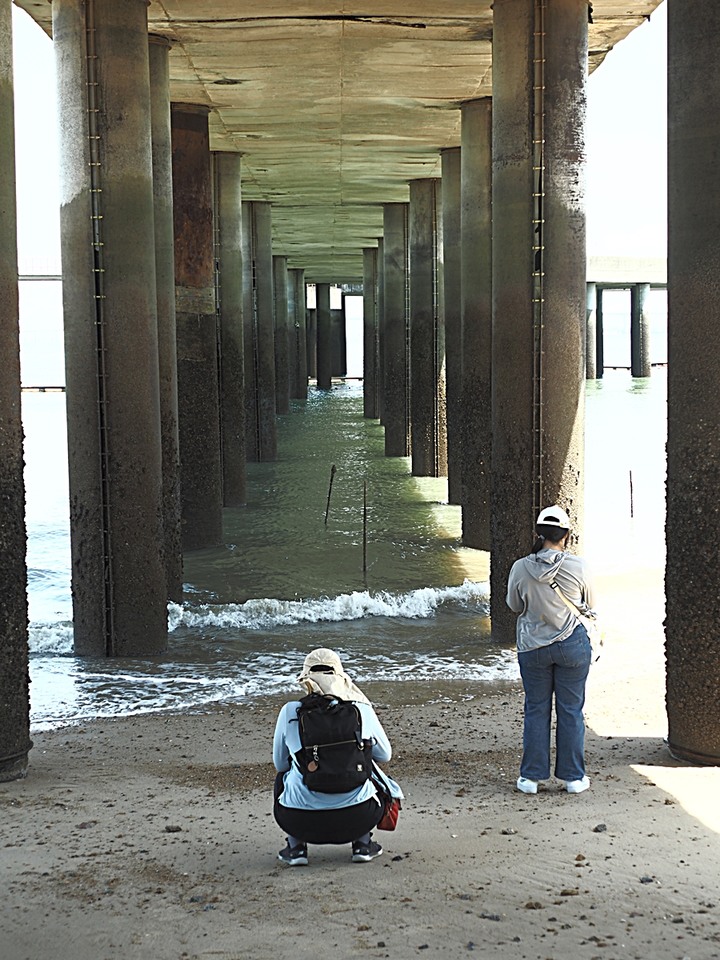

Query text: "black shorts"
[273, 773, 383, 845]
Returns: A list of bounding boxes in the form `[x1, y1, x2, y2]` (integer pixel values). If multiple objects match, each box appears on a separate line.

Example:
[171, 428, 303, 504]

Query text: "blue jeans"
[517, 624, 592, 782]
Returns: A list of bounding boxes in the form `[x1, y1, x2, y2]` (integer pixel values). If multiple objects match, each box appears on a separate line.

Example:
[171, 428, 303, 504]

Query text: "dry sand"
[2, 565, 720, 960]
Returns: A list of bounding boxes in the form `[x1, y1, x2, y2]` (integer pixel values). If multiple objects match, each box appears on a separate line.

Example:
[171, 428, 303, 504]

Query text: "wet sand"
[3, 565, 720, 960]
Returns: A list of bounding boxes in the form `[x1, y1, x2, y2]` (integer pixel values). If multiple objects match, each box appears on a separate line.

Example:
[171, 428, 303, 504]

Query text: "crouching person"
[273, 648, 403, 866]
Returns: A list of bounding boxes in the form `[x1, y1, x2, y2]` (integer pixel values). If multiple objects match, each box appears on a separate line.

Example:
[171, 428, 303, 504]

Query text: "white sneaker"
[516, 776, 538, 794]
[566, 776, 590, 794]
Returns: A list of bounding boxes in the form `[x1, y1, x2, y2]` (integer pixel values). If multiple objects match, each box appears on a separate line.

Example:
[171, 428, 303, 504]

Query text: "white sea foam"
[29, 581, 488, 656]
[29, 622, 74, 656]
[169, 579, 489, 632]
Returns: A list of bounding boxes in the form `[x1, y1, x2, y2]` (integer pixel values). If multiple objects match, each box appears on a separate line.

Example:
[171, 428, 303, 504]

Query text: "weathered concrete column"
[172, 105, 223, 548]
[242, 201, 277, 460]
[460, 97, 493, 551]
[363, 247, 379, 418]
[316, 283, 332, 389]
[666, 0, 720, 764]
[212, 152, 246, 505]
[0, 0, 31, 779]
[586, 281, 597, 380]
[288, 268, 308, 399]
[54, 0, 167, 655]
[409, 177, 447, 478]
[307, 306, 317, 380]
[330, 302, 346, 378]
[273, 255, 291, 414]
[491, 0, 587, 642]
[149, 37, 183, 601]
[595, 286, 605, 378]
[340, 296, 348, 377]
[630, 282, 652, 378]
[383, 203, 410, 456]
[376, 237, 385, 421]
[441, 147, 462, 504]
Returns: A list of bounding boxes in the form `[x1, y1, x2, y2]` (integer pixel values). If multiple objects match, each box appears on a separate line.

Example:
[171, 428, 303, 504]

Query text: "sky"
[10, 2, 667, 272]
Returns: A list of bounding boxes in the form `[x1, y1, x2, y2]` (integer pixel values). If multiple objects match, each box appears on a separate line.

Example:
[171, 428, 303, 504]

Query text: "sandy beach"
[3, 567, 720, 960]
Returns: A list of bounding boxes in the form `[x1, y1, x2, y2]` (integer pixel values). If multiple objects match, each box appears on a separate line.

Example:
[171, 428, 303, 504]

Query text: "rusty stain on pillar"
[441, 147, 462, 504]
[409, 178, 447, 478]
[172, 103, 222, 550]
[0, 0, 31, 779]
[586, 282, 597, 379]
[54, 0, 167, 656]
[172, 104, 223, 548]
[630, 282, 652, 378]
[288, 268, 308, 399]
[376, 238, 385, 421]
[461, 98, 493, 551]
[491, 0, 587, 643]
[363, 247, 379, 418]
[316, 283, 332, 390]
[273, 255, 291, 414]
[149, 36, 182, 600]
[666, 0, 720, 765]
[242, 201, 277, 461]
[383, 203, 410, 456]
[212, 152, 246, 505]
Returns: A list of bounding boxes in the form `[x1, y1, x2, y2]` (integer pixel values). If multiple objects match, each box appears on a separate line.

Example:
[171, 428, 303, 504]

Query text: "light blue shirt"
[273, 699, 402, 810]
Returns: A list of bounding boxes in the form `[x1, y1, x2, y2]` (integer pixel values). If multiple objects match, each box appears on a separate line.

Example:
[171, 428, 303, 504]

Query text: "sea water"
[20, 283, 668, 729]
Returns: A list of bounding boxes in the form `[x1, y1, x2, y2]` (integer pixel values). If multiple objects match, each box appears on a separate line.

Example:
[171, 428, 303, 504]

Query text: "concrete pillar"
[307, 306, 317, 380]
[363, 247, 379, 418]
[212, 152, 246, 505]
[242, 201, 277, 460]
[409, 177, 447, 478]
[586, 281, 597, 380]
[460, 97, 493, 551]
[340, 295, 348, 378]
[288, 268, 308, 399]
[630, 282, 652, 378]
[491, 0, 587, 643]
[666, 0, 720, 764]
[148, 37, 183, 600]
[331, 303, 346, 378]
[54, 0, 167, 655]
[171, 105, 223, 548]
[383, 203, 410, 456]
[273, 254, 291, 414]
[316, 283, 332, 389]
[376, 237, 385, 421]
[596, 286, 605, 378]
[0, 0, 31, 780]
[441, 147, 462, 505]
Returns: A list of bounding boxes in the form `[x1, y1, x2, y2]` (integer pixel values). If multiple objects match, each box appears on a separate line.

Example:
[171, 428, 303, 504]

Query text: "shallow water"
[22, 291, 668, 729]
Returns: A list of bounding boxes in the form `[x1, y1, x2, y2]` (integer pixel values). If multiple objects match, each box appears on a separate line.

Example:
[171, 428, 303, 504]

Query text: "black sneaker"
[351, 838, 383, 863]
[277, 841, 308, 866]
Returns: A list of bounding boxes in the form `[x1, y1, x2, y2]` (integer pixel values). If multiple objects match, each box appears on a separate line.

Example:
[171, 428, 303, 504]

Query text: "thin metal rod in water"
[629, 469, 634, 518]
[324, 464, 336, 525]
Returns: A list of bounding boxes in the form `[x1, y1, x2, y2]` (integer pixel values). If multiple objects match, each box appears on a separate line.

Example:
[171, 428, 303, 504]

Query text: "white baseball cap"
[536, 505, 571, 529]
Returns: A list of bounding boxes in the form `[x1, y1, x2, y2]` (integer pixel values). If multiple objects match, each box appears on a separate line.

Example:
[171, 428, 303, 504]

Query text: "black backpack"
[294, 693, 373, 793]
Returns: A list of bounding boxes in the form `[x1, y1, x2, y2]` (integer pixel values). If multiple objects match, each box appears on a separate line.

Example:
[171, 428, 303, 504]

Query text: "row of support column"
[4, 0, 313, 671]
[361, 0, 718, 763]
[3, 0, 719, 775]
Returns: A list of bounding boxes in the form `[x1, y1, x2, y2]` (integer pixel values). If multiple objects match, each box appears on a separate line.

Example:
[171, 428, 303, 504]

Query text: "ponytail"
[531, 535, 545, 555]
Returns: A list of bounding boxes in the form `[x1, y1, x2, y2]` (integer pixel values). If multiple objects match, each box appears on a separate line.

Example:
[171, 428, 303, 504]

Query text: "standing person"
[272, 647, 403, 866]
[506, 505, 596, 795]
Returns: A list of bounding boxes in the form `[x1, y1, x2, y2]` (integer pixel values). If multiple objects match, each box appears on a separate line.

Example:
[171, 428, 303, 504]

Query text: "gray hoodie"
[506, 548, 595, 652]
